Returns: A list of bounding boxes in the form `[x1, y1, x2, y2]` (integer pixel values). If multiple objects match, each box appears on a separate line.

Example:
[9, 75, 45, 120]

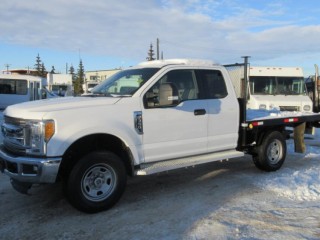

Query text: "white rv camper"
[0, 74, 57, 110]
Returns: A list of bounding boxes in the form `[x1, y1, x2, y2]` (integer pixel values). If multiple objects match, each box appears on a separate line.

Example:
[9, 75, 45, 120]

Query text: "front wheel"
[253, 131, 287, 172]
[65, 151, 127, 213]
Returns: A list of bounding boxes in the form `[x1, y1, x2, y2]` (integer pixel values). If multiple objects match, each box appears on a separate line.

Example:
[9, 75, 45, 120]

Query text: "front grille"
[2, 116, 28, 155]
[3, 139, 27, 155]
[279, 106, 300, 111]
[4, 116, 27, 125]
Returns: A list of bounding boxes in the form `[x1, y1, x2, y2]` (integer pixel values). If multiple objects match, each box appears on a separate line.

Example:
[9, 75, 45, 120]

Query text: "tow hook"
[10, 179, 32, 195]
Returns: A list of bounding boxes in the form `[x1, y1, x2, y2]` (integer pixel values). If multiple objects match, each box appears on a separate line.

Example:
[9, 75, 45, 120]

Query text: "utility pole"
[314, 64, 319, 112]
[156, 38, 160, 60]
[4, 63, 11, 73]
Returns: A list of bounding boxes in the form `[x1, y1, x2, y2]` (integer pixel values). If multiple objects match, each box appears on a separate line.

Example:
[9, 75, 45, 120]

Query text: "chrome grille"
[279, 106, 300, 111]
[1, 116, 29, 155]
[4, 116, 27, 125]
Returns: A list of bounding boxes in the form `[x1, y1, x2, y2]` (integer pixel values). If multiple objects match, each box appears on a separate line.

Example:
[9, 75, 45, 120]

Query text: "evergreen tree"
[69, 64, 76, 82]
[50, 66, 56, 74]
[34, 53, 42, 76]
[40, 63, 47, 77]
[146, 43, 155, 61]
[33, 54, 47, 77]
[69, 65, 75, 76]
[74, 59, 85, 95]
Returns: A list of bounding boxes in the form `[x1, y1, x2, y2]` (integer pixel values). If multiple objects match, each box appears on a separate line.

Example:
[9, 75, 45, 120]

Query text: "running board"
[135, 150, 244, 175]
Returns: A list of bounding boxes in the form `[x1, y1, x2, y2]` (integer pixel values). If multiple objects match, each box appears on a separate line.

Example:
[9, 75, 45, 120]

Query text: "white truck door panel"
[207, 97, 239, 152]
[142, 100, 208, 162]
[195, 68, 239, 153]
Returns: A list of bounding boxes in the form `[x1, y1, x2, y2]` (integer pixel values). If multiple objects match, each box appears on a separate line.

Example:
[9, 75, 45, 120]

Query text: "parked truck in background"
[226, 65, 312, 112]
[1, 57, 320, 213]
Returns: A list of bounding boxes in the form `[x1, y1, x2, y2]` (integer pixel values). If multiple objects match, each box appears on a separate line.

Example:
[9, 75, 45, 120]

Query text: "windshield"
[92, 68, 159, 96]
[249, 76, 307, 95]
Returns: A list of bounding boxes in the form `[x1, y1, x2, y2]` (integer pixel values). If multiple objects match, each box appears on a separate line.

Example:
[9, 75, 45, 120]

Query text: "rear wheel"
[65, 151, 127, 213]
[253, 131, 286, 171]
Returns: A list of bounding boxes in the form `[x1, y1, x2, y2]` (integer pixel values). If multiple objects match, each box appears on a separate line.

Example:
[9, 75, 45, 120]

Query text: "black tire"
[65, 151, 127, 213]
[253, 131, 287, 172]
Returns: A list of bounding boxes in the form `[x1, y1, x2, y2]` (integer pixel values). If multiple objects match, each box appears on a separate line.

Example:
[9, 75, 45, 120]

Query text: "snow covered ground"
[0, 111, 320, 239]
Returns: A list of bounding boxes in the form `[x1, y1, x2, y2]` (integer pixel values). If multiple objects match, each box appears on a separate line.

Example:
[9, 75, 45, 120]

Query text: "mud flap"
[293, 122, 306, 153]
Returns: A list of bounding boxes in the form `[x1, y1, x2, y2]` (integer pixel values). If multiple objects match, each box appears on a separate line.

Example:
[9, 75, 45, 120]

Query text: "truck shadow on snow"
[2, 155, 256, 215]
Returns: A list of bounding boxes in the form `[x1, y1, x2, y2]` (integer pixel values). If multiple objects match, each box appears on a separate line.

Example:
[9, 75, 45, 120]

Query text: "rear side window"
[196, 70, 228, 99]
[0, 79, 28, 95]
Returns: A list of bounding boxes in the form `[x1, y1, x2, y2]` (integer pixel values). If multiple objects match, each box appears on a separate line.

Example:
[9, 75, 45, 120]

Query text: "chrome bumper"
[0, 145, 62, 184]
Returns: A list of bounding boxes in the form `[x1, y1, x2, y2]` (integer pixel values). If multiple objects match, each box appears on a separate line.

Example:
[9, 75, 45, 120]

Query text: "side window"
[144, 69, 200, 108]
[196, 70, 228, 99]
[0, 79, 28, 95]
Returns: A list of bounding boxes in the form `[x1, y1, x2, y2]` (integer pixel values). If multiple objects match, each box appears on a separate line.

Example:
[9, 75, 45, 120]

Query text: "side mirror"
[159, 83, 179, 106]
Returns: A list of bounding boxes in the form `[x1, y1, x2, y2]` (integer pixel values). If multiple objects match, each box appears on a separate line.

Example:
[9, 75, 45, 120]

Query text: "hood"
[4, 96, 120, 119]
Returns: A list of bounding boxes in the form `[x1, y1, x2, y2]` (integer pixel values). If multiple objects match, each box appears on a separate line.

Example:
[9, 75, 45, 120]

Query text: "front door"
[141, 69, 208, 162]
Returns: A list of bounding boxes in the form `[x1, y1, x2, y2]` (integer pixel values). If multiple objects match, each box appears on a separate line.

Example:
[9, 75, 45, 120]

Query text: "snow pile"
[254, 131, 320, 202]
[258, 161, 320, 201]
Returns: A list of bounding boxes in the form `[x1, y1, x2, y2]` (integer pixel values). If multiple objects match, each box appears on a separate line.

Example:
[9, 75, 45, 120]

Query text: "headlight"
[303, 105, 311, 112]
[25, 120, 55, 156]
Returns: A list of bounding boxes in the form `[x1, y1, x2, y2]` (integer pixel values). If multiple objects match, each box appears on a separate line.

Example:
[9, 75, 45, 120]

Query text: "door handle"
[194, 109, 206, 115]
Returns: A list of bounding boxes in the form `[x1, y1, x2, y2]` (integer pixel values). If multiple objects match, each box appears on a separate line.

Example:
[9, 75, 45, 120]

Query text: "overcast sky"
[1, 0, 320, 76]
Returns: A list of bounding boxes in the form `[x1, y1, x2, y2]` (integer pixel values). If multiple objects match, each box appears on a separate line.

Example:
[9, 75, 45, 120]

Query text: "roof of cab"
[137, 59, 217, 68]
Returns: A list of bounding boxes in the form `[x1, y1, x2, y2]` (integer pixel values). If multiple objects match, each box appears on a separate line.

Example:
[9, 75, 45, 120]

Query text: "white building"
[46, 73, 73, 96]
[85, 69, 121, 83]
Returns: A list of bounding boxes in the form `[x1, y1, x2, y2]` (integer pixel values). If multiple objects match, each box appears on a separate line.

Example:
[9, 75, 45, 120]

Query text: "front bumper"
[0, 144, 62, 184]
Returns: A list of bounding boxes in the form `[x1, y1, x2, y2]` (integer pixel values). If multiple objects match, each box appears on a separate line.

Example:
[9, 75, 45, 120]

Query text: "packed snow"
[0, 110, 320, 239]
[257, 135, 320, 202]
[247, 108, 319, 120]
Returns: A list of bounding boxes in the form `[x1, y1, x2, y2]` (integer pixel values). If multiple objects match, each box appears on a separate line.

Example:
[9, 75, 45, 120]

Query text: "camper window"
[0, 79, 28, 95]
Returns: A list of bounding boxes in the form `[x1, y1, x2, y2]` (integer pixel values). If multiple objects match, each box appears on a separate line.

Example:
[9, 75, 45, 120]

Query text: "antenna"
[4, 63, 11, 73]
[156, 38, 160, 60]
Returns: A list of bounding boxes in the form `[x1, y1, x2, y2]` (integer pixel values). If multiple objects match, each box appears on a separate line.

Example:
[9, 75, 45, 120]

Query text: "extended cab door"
[141, 69, 208, 162]
[195, 69, 239, 152]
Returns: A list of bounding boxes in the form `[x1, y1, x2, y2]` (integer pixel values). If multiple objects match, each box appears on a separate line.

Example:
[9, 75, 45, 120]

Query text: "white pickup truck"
[1, 58, 320, 213]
